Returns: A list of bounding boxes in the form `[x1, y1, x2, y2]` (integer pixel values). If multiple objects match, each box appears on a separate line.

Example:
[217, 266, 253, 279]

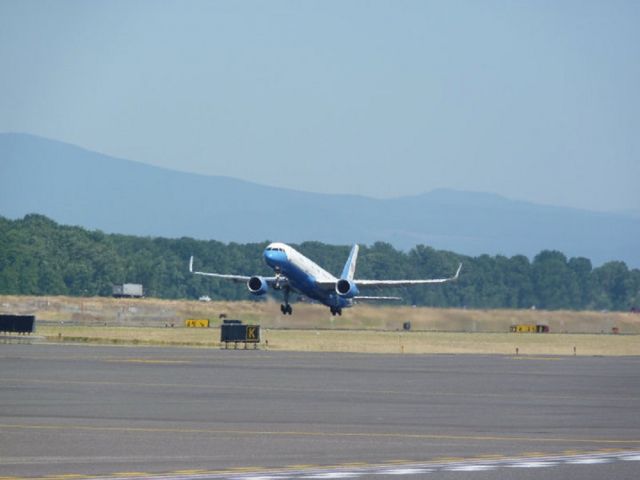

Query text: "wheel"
[280, 304, 286, 314]
[286, 304, 293, 315]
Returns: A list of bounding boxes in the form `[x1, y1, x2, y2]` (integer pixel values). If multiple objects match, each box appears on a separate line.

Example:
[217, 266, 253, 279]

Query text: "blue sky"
[1, 0, 638, 212]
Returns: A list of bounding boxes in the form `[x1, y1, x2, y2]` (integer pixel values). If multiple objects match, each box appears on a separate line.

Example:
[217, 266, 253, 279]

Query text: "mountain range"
[1, 132, 638, 267]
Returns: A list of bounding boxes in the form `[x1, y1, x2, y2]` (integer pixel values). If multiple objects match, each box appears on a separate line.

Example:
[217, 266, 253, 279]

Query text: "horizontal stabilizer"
[354, 296, 403, 301]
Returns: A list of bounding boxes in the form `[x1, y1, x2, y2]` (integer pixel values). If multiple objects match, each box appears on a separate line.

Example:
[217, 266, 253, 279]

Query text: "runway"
[1, 342, 639, 479]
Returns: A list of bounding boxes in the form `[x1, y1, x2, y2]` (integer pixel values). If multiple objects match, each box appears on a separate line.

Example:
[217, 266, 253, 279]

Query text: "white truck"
[112, 283, 144, 298]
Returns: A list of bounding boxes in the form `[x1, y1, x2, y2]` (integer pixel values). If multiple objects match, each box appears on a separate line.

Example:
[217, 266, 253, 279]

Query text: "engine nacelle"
[336, 279, 359, 298]
[247, 276, 269, 295]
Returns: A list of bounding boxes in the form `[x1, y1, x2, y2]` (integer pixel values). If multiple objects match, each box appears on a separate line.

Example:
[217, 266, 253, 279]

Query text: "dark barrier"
[220, 321, 260, 349]
[0, 315, 36, 334]
[222, 319, 243, 325]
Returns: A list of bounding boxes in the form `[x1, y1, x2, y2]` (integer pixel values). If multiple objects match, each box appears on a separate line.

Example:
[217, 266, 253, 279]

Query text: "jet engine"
[336, 279, 359, 298]
[247, 276, 269, 295]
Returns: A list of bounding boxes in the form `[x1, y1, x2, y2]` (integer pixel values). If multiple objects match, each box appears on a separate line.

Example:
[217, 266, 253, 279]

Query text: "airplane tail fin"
[340, 244, 359, 280]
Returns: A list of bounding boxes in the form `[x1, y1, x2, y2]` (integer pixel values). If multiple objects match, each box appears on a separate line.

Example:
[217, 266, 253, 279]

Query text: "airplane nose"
[264, 249, 286, 266]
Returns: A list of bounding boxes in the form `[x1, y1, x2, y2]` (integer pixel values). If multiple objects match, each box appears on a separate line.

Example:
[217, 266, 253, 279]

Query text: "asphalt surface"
[1, 341, 639, 479]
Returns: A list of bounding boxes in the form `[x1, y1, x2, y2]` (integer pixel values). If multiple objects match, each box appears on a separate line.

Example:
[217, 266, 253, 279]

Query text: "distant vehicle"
[112, 283, 144, 298]
[190, 242, 461, 316]
[198, 295, 212, 302]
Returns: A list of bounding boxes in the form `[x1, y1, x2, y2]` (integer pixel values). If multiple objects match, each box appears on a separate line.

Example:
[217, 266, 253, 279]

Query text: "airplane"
[189, 242, 461, 316]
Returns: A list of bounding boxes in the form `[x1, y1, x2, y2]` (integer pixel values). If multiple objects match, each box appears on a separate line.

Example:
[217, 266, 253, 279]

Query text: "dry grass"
[36, 325, 219, 347]
[261, 330, 640, 356]
[33, 325, 640, 356]
[3, 295, 639, 355]
[2, 295, 639, 334]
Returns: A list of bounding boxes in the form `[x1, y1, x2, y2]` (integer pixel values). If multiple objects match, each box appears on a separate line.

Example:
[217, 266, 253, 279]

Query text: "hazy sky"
[1, 0, 638, 212]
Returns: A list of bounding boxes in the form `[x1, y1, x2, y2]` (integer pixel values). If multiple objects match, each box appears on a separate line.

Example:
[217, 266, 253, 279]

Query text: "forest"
[1, 214, 638, 311]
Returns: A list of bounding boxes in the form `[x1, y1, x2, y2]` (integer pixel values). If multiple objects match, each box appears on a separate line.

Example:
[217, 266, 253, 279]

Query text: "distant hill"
[2, 132, 639, 267]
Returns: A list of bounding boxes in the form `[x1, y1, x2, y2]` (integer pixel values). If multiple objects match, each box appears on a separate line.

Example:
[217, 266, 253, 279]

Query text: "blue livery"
[190, 242, 461, 316]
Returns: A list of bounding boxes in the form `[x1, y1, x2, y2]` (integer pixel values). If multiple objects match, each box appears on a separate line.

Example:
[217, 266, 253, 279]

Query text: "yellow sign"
[185, 319, 210, 328]
[511, 324, 539, 333]
[247, 326, 257, 340]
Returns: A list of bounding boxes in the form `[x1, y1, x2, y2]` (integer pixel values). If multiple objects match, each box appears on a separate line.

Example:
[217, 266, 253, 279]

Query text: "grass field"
[32, 325, 640, 356]
[3, 295, 639, 355]
[3, 295, 639, 333]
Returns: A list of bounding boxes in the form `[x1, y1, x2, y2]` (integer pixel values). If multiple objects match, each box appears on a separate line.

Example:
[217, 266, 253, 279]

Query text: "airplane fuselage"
[264, 243, 353, 309]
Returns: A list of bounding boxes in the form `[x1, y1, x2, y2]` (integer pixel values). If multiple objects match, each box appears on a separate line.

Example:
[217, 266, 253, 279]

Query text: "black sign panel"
[220, 324, 260, 343]
[0, 315, 36, 334]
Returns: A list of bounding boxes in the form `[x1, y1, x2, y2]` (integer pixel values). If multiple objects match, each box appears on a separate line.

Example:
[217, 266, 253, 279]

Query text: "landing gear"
[280, 287, 292, 315]
[280, 303, 293, 315]
[330, 307, 342, 316]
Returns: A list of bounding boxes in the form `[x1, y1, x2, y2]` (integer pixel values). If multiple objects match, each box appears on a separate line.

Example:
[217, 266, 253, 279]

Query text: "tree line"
[1, 214, 638, 311]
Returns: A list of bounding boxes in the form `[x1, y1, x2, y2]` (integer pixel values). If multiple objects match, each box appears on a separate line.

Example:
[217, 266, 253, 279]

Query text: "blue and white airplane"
[190, 243, 461, 316]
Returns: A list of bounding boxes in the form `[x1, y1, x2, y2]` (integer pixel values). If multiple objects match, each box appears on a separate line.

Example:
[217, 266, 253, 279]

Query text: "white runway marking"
[228, 475, 295, 480]
[378, 468, 433, 475]
[243, 477, 291, 480]
[566, 457, 612, 464]
[507, 461, 559, 468]
[98, 451, 640, 480]
[303, 473, 360, 479]
[445, 464, 495, 471]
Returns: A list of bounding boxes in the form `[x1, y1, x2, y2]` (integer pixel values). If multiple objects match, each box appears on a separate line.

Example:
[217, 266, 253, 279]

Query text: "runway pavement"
[1, 342, 639, 479]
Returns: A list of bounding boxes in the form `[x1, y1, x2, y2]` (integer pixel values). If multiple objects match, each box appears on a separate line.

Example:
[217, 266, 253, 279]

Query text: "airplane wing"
[189, 256, 250, 282]
[314, 264, 462, 290]
[191, 271, 253, 282]
[315, 281, 339, 290]
[355, 263, 462, 288]
[189, 256, 284, 287]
